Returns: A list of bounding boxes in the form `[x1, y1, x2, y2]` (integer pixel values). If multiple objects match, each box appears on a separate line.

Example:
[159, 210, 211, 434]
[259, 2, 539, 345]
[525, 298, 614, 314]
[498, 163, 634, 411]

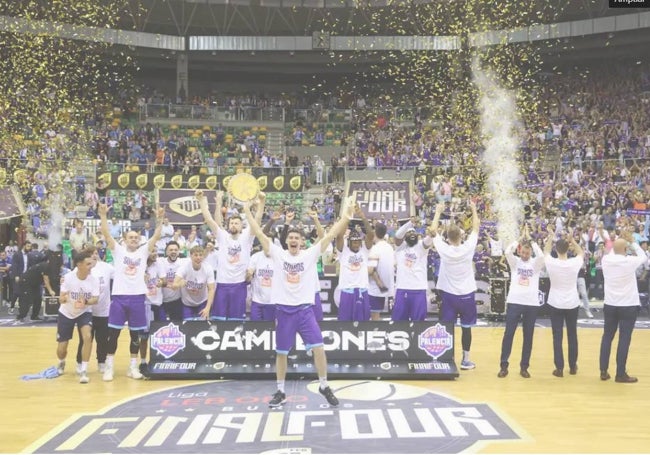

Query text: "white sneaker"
[102, 366, 114, 382]
[57, 360, 66, 375]
[586, 309, 594, 319]
[98, 363, 106, 373]
[79, 372, 90, 384]
[76, 363, 83, 375]
[127, 365, 143, 380]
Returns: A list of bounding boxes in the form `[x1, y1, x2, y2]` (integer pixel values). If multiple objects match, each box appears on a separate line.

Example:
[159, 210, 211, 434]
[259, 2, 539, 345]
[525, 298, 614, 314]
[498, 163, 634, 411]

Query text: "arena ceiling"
[117, 0, 625, 36]
[112, 0, 650, 80]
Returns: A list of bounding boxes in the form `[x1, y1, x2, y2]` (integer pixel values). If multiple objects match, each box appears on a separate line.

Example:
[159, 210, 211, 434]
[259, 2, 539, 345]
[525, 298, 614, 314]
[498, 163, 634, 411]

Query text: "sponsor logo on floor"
[30, 380, 519, 453]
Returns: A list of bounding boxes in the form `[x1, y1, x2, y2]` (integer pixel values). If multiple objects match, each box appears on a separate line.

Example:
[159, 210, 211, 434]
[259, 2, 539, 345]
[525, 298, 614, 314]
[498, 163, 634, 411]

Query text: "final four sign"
[345, 180, 413, 221]
[28, 381, 520, 454]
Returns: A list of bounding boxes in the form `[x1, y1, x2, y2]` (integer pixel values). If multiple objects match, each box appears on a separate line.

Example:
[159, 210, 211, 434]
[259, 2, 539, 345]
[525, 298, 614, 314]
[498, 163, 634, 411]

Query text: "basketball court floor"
[1, 313, 649, 454]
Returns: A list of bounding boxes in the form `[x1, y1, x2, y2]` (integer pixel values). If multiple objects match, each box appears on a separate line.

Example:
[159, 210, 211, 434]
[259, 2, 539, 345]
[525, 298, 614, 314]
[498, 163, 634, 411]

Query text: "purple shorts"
[275, 304, 323, 354]
[183, 301, 209, 321]
[369, 295, 387, 313]
[312, 292, 323, 321]
[211, 282, 247, 321]
[338, 288, 370, 321]
[439, 290, 477, 327]
[391, 289, 427, 321]
[108, 294, 147, 331]
[250, 302, 277, 321]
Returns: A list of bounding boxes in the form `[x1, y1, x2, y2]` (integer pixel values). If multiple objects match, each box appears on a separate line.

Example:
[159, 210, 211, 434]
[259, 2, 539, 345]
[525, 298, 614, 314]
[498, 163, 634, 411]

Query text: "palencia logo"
[30, 380, 519, 454]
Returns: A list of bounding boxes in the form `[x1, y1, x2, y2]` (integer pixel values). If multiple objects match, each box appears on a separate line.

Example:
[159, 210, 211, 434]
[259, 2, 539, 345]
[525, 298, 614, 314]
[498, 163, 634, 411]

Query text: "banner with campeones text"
[148, 321, 459, 380]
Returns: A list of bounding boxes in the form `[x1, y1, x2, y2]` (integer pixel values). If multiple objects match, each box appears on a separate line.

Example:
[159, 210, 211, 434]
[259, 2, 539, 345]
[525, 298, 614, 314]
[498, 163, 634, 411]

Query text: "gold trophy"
[227, 173, 260, 204]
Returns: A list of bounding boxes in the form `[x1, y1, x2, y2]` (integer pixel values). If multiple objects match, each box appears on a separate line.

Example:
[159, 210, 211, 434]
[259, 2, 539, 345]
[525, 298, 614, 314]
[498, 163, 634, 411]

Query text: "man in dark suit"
[9, 241, 32, 314]
[140, 221, 155, 242]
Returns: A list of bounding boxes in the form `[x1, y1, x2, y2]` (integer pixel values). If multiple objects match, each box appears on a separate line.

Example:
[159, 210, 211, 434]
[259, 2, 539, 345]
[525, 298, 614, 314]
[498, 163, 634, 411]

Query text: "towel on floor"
[20, 366, 60, 380]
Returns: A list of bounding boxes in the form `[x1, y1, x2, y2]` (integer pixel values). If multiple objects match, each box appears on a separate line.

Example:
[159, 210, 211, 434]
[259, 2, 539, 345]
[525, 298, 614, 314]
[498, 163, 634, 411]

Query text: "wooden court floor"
[1, 325, 649, 454]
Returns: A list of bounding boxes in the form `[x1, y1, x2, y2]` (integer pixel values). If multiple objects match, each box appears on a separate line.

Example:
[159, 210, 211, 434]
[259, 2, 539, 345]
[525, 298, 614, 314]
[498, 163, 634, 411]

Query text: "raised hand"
[98, 203, 108, 217]
[155, 206, 165, 219]
[195, 189, 205, 201]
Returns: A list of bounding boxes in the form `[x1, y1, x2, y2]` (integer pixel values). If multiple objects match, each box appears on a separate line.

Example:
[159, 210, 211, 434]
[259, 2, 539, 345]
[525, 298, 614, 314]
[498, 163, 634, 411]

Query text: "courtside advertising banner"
[148, 321, 458, 380]
[345, 180, 413, 221]
[96, 170, 303, 193]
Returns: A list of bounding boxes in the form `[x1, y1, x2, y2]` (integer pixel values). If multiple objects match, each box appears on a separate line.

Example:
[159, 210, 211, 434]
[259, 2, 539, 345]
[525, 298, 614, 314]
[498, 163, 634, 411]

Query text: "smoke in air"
[472, 58, 523, 247]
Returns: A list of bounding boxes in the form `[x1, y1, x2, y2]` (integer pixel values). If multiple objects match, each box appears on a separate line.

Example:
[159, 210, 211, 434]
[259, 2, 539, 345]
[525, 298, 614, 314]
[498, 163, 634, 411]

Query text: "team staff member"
[498, 225, 546, 379]
[544, 227, 583, 377]
[600, 229, 646, 383]
[243, 197, 354, 408]
[57, 249, 99, 384]
[431, 200, 479, 370]
[10, 241, 32, 317]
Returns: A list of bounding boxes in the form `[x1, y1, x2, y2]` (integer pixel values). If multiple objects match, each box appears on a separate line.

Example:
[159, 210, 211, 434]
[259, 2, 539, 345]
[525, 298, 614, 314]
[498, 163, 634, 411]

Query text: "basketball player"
[543, 226, 584, 377]
[195, 189, 264, 320]
[392, 218, 434, 321]
[140, 251, 165, 375]
[367, 223, 395, 320]
[98, 202, 164, 382]
[246, 249, 276, 321]
[498, 225, 545, 379]
[335, 205, 374, 321]
[157, 241, 186, 321]
[431, 200, 479, 370]
[75, 246, 114, 375]
[600, 229, 646, 383]
[172, 245, 215, 320]
[57, 249, 99, 384]
[242, 197, 355, 408]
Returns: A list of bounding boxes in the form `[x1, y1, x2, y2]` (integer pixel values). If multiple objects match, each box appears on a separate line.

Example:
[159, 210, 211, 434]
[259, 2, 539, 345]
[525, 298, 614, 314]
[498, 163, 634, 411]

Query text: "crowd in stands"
[3, 62, 650, 306]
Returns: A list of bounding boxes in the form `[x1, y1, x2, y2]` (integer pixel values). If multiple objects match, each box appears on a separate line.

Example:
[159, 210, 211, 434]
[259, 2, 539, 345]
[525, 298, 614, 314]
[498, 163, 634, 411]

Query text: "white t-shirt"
[434, 232, 478, 295]
[368, 240, 395, 297]
[145, 262, 165, 306]
[602, 243, 647, 307]
[505, 242, 546, 306]
[395, 241, 430, 291]
[337, 244, 370, 290]
[216, 227, 254, 283]
[157, 257, 188, 302]
[59, 270, 100, 319]
[269, 243, 321, 306]
[111, 243, 150, 295]
[176, 260, 215, 307]
[248, 251, 275, 304]
[545, 255, 582, 309]
[90, 261, 114, 317]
